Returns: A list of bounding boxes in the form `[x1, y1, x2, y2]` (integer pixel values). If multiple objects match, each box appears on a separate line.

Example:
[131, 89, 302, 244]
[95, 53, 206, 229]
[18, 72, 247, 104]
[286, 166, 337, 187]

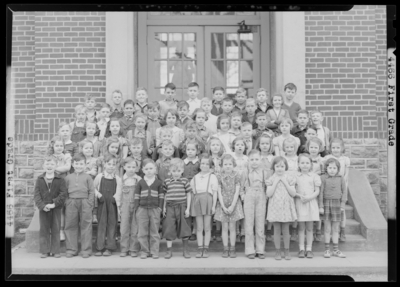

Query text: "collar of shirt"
[169, 177, 184, 183]
[53, 153, 64, 161]
[125, 114, 134, 120]
[221, 170, 237, 179]
[111, 105, 123, 113]
[184, 157, 199, 164]
[179, 116, 189, 122]
[327, 174, 341, 178]
[131, 154, 142, 161]
[123, 173, 139, 181]
[188, 98, 199, 102]
[212, 100, 222, 105]
[198, 172, 211, 179]
[228, 129, 240, 135]
[311, 155, 321, 163]
[244, 138, 252, 143]
[136, 102, 148, 108]
[235, 104, 245, 110]
[161, 156, 172, 163]
[143, 176, 156, 185]
[135, 129, 146, 137]
[147, 116, 159, 122]
[297, 172, 312, 177]
[250, 168, 261, 174]
[103, 171, 115, 178]
[198, 125, 206, 131]
[258, 102, 267, 108]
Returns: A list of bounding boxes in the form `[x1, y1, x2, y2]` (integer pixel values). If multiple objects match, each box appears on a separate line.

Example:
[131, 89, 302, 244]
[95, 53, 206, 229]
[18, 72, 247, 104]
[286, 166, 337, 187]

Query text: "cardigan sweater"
[33, 173, 68, 210]
[134, 178, 164, 209]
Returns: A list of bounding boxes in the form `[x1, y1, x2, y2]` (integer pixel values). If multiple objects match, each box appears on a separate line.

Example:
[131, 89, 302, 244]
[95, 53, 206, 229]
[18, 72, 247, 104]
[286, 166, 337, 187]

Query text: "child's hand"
[340, 207, 345, 212]
[222, 206, 229, 214]
[212, 206, 216, 215]
[148, 149, 153, 154]
[184, 208, 190, 218]
[228, 205, 234, 214]
[43, 206, 50, 212]
[319, 208, 324, 214]
[240, 194, 245, 202]
[157, 207, 162, 215]
[162, 208, 167, 218]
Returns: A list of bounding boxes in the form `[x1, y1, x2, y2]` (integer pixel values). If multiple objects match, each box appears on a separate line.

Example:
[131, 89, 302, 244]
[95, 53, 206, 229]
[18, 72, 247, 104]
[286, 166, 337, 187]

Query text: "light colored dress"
[214, 171, 245, 222]
[266, 173, 297, 222]
[231, 153, 248, 185]
[295, 172, 321, 221]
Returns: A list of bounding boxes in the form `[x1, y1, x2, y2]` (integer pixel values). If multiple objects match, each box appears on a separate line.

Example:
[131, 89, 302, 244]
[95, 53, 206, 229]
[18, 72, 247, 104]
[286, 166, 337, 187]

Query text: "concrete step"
[345, 204, 354, 219]
[345, 219, 361, 235]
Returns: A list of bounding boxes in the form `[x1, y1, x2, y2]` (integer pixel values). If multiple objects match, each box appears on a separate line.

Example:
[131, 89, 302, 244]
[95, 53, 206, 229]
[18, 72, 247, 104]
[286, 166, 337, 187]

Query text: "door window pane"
[154, 61, 168, 88]
[240, 33, 253, 59]
[154, 33, 168, 59]
[183, 33, 196, 59]
[226, 61, 239, 87]
[211, 61, 224, 88]
[182, 61, 197, 87]
[240, 61, 253, 88]
[226, 34, 239, 59]
[169, 60, 183, 88]
[211, 33, 224, 59]
[168, 33, 183, 59]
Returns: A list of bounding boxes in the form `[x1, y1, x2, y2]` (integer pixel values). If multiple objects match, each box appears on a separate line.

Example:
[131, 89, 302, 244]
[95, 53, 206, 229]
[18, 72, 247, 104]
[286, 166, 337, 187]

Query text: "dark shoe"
[306, 250, 314, 258]
[339, 231, 346, 242]
[40, 253, 49, 258]
[103, 250, 112, 256]
[189, 233, 197, 241]
[247, 253, 255, 259]
[95, 251, 103, 256]
[82, 253, 90, 258]
[222, 247, 229, 258]
[229, 247, 236, 258]
[130, 251, 138, 258]
[257, 253, 265, 259]
[164, 249, 172, 259]
[298, 250, 305, 258]
[284, 249, 291, 260]
[196, 247, 203, 258]
[274, 250, 282, 260]
[120, 252, 127, 257]
[182, 239, 191, 259]
[202, 247, 209, 258]
[54, 253, 61, 258]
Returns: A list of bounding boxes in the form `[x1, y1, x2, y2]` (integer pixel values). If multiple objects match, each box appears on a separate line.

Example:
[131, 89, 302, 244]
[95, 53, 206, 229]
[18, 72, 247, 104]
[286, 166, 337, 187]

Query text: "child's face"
[164, 88, 176, 100]
[161, 132, 172, 141]
[148, 108, 160, 119]
[259, 137, 271, 153]
[188, 86, 199, 99]
[235, 93, 247, 105]
[186, 144, 197, 158]
[274, 161, 286, 176]
[201, 102, 212, 114]
[299, 156, 311, 173]
[162, 144, 174, 158]
[72, 160, 86, 173]
[199, 158, 211, 172]
[99, 107, 110, 119]
[112, 92, 122, 105]
[166, 112, 177, 126]
[53, 141, 64, 154]
[136, 90, 148, 104]
[82, 143, 94, 157]
[305, 129, 317, 140]
[222, 159, 234, 173]
[213, 90, 224, 102]
[245, 100, 257, 115]
[130, 144, 143, 156]
[257, 91, 268, 103]
[124, 104, 135, 116]
[85, 99, 96, 110]
[249, 154, 261, 169]
[308, 141, 320, 156]
[222, 101, 233, 114]
[43, 160, 56, 173]
[327, 162, 338, 176]
[170, 167, 184, 179]
[196, 112, 206, 126]
[284, 143, 296, 156]
[241, 125, 252, 138]
[143, 162, 156, 177]
[76, 110, 86, 122]
[135, 117, 146, 130]
[210, 140, 221, 155]
[178, 106, 188, 119]
[231, 116, 242, 129]
[280, 122, 291, 134]
[86, 124, 96, 137]
[272, 96, 283, 108]
[110, 120, 120, 135]
[234, 140, 245, 154]
[256, 116, 267, 128]
[124, 161, 137, 175]
[104, 159, 116, 174]
[108, 142, 119, 155]
[186, 127, 196, 139]
[297, 113, 309, 127]
[331, 142, 342, 157]
[219, 118, 230, 132]
[59, 125, 71, 140]
[311, 113, 323, 125]
[284, 88, 296, 101]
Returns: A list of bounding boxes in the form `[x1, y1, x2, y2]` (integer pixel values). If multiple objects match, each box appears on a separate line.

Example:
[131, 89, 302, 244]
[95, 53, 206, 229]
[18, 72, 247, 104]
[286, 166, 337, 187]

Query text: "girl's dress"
[284, 155, 298, 177]
[266, 173, 297, 222]
[295, 172, 321, 221]
[214, 171, 244, 222]
[190, 172, 218, 216]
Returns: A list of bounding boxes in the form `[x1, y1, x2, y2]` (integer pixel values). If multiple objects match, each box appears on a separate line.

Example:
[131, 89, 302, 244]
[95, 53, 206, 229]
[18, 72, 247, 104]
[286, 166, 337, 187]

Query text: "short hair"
[199, 153, 213, 168]
[112, 89, 123, 96]
[186, 141, 199, 152]
[85, 121, 97, 129]
[188, 82, 199, 88]
[256, 88, 269, 97]
[44, 156, 57, 164]
[255, 134, 274, 154]
[305, 137, 324, 153]
[306, 125, 318, 133]
[216, 114, 231, 130]
[280, 118, 294, 129]
[123, 99, 135, 107]
[51, 136, 65, 146]
[310, 110, 323, 117]
[236, 87, 246, 95]
[177, 100, 190, 109]
[103, 154, 118, 164]
[109, 117, 121, 125]
[284, 83, 297, 92]
[241, 122, 252, 129]
[221, 97, 234, 105]
[58, 121, 70, 131]
[84, 93, 96, 102]
[128, 137, 143, 147]
[230, 111, 242, 120]
[231, 136, 248, 154]
[248, 149, 261, 157]
[282, 137, 299, 152]
[297, 153, 313, 172]
[330, 138, 346, 154]
[169, 158, 184, 171]
[72, 153, 86, 163]
[160, 126, 173, 136]
[147, 101, 160, 111]
[206, 136, 225, 157]
[134, 113, 147, 123]
[212, 86, 225, 94]
[201, 97, 212, 105]
[271, 156, 289, 172]
[220, 153, 237, 167]
[185, 121, 198, 132]
[105, 137, 121, 155]
[74, 104, 86, 114]
[163, 108, 179, 121]
[297, 109, 309, 117]
[324, 157, 341, 175]
[142, 158, 156, 168]
[165, 83, 176, 90]
[161, 139, 174, 148]
[255, 111, 267, 120]
[246, 98, 256, 105]
[136, 87, 147, 93]
[192, 108, 207, 121]
[79, 139, 94, 152]
[123, 157, 137, 166]
[100, 102, 111, 110]
[271, 93, 284, 103]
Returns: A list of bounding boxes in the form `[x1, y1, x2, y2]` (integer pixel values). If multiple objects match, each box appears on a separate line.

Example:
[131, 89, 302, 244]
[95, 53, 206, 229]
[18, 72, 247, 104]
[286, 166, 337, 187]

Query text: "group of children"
[34, 82, 350, 261]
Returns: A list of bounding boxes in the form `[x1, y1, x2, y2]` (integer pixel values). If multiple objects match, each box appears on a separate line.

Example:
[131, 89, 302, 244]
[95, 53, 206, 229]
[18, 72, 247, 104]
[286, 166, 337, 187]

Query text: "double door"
[147, 26, 260, 101]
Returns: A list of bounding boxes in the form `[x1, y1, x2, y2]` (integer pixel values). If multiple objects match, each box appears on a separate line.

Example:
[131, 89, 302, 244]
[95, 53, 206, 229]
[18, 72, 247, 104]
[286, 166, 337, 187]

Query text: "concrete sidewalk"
[12, 243, 387, 277]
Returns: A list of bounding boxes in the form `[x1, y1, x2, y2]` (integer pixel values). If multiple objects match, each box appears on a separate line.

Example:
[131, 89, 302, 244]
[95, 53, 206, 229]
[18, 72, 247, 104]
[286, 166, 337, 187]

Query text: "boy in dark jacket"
[33, 156, 68, 258]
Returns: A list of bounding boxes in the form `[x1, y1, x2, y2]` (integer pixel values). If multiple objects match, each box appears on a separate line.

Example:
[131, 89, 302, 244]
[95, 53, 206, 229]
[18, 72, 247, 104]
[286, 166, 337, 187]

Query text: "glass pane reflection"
[211, 33, 224, 59]
[168, 60, 183, 88]
[154, 33, 168, 59]
[169, 33, 183, 59]
[211, 61, 224, 88]
[226, 61, 239, 87]
[240, 61, 253, 88]
[182, 61, 197, 87]
[154, 61, 168, 88]
[240, 33, 253, 59]
[226, 34, 239, 59]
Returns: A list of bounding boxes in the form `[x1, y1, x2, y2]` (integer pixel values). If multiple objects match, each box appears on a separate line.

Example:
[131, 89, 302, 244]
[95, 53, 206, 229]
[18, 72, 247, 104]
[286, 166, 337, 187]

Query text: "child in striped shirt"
[162, 158, 193, 259]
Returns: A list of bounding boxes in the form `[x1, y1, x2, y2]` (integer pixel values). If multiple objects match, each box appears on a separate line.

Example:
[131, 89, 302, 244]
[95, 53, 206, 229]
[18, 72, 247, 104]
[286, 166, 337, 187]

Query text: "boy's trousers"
[64, 198, 93, 256]
[96, 197, 118, 251]
[136, 207, 160, 256]
[39, 208, 62, 254]
[120, 202, 140, 253]
[244, 188, 266, 255]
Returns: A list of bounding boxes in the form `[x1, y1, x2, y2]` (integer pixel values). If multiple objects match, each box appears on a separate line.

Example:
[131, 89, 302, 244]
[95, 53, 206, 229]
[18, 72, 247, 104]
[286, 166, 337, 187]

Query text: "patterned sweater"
[134, 178, 164, 209]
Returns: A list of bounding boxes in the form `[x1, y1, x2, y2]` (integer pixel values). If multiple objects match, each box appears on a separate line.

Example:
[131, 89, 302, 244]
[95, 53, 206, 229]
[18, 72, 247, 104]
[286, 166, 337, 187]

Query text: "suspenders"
[193, 174, 211, 195]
